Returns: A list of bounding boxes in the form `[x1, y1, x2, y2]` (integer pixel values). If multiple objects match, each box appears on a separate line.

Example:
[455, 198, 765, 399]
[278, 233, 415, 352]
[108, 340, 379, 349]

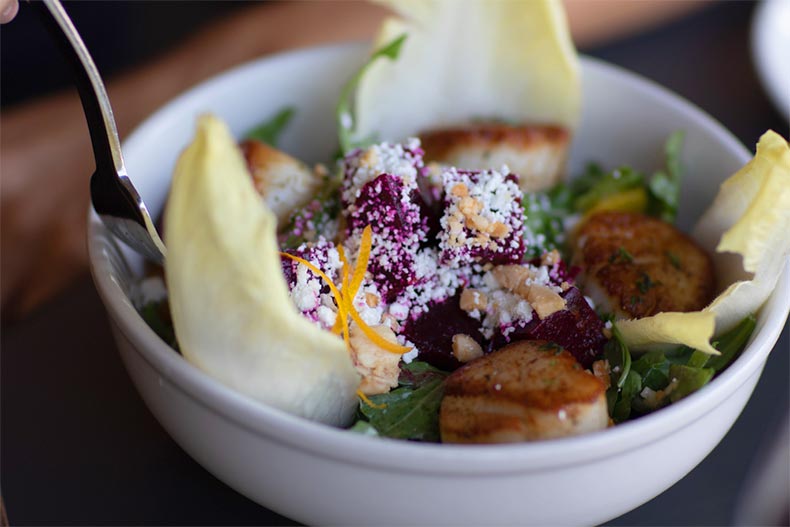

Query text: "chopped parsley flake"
[666, 251, 682, 270]
[636, 272, 660, 294]
[609, 246, 634, 264]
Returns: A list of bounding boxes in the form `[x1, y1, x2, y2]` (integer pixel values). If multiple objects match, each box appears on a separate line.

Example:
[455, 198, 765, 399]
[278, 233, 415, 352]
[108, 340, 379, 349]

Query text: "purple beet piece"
[489, 287, 606, 368]
[528, 256, 580, 288]
[411, 187, 442, 248]
[439, 168, 525, 267]
[346, 173, 424, 236]
[402, 293, 485, 371]
[280, 240, 336, 296]
[347, 173, 425, 303]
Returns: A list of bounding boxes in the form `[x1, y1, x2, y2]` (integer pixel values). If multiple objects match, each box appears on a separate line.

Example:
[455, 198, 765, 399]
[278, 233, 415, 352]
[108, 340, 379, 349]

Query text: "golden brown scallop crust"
[420, 124, 570, 192]
[240, 139, 320, 225]
[440, 340, 608, 443]
[572, 211, 716, 319]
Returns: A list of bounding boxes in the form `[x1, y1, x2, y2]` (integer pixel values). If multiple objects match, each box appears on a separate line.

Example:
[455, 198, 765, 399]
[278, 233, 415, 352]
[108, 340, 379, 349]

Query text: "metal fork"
[33, 0, 166, 264]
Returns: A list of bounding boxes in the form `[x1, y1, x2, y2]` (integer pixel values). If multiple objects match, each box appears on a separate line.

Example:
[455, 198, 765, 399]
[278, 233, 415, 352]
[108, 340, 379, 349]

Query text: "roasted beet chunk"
[439, 168, 525, 267]
[402, 293, 484, 371]
[280, 239, 341, 329]
[489, 287, 606, 368]
[527, 287, 607, 367]
[347, 173, 425, 302]
[341, 142, 429, 303]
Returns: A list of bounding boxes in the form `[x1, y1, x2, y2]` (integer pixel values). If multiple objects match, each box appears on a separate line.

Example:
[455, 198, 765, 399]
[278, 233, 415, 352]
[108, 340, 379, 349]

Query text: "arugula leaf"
[668, 364, 714, 403]
[622, 314, 755, 417]
[564, 131, 684, 222]
[139, 299, 179, 351]
[612, 369, 642, 422]
[356, 361, 448, 442]
[647, 131, 685, 223]
[702, 314, 757, 372]
[278, 183, 341, 249]
[244, 106, 295, 146]
[349, 420, 380, 437]
[336, 34, 408, 154]
[522, 182, 574, 258]
[631, 351, 670, 391]
[571, 165, 645, 213]
[604, 322, 639, 422]
[604, 323, 631, 390]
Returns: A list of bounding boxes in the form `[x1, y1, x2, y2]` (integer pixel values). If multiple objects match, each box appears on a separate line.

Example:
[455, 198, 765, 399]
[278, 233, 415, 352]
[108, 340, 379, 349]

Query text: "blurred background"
[1, 1, 788, 525]
[1, 2, 247, 106]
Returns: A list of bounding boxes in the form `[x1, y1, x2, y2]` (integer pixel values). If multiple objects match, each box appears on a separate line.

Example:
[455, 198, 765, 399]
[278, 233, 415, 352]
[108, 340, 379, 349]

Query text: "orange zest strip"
[334, 245, 352, 334]
[282, 225, 410, 356]
[280, 252, 349, 347]
[348, 225, 372, 298]
[357, 389, 387, 409]
[347, 306, 412, 354]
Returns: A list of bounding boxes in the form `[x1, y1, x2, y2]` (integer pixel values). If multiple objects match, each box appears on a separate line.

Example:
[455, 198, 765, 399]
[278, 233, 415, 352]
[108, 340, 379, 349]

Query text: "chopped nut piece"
[460, 288, 488, 311]
[467, 214, 490, 232]
[526, 284, 567, 319]
[381, 313, 401, 332]
[491, 265, 535, 296]
[490, 221, 511, 238]
[358, 148, 380, 169]
[349, 324, 402, 395]
[474, 233, 492, 246]
[458, 196, 483, 216]
[452, 334, 484, 363]
[451, 183, 469, 197]
[365, 292, 380, 307]
[313, 163, 329, 178]
[448, 217, 464, 234]
[592, 360, 611, 389]
[541, 249, 561, 267]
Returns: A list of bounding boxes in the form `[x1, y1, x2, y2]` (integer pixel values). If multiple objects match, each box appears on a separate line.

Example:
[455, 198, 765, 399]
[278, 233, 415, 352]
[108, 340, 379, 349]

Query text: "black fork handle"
[30, 0, 125, 179]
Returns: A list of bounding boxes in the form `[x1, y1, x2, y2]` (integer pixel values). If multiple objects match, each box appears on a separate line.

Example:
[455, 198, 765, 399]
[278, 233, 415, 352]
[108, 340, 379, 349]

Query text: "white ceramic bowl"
[88, 43, 790, 526]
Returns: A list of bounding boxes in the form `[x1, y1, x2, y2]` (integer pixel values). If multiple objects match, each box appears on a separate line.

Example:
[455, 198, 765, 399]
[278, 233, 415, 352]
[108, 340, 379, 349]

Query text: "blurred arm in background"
[0, 0, 18, 23]
[0, 0, 707, 321]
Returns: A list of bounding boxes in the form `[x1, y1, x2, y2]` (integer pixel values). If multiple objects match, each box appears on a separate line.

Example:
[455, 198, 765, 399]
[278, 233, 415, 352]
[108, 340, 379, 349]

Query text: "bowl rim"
[88, 41, 790, 475]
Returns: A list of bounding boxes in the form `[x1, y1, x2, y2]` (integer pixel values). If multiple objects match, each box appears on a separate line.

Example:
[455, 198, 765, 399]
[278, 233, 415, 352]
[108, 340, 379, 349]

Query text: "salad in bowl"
[87, 1, 790, 523]
[132, 0, 790, 446]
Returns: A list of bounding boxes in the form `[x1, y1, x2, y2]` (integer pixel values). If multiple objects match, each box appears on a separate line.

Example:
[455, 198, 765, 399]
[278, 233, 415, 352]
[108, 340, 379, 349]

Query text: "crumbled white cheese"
[136, 276, 168, 306]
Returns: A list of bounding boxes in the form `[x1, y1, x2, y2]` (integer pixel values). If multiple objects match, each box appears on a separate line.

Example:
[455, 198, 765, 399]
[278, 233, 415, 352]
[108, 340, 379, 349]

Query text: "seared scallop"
[440, 340, 608, 443]
[241, 139, 321, 225]
[420, 124, 569, 192]
[572, 211, 715, 319]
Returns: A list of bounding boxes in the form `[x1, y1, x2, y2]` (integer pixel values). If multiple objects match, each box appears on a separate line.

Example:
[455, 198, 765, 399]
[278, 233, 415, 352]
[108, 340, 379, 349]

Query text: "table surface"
[2, 2, 789, 525]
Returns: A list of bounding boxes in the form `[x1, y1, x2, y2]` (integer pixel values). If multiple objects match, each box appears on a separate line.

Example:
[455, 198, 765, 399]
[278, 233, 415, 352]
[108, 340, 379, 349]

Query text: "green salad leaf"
[703, 313, 757, 372]
[522, 182, 574, 259]
[139, 298, 179, 351]
[667, 364, 714, 403]
[571, 164, 645, 213]
[604, 322, 639, 422]
[349, 420, 380, 436]
[278, 176, 341, 249]
[354, 361, 448, 442]
[337, 34, 408, 154]
[606, 314, 755, 421]
[522, 132, 685, 258]
[647, 130, 685, 223]
[604, 322, 631, 390]
[244, 106, 295, 146]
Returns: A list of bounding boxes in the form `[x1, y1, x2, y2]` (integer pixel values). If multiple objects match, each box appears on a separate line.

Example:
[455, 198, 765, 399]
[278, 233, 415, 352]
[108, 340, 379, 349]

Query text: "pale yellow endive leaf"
[618, 312, 717, 355]
[164, 115, 360, 425]
[356, 0, 579, 142]
[619, 130, 790, 353]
